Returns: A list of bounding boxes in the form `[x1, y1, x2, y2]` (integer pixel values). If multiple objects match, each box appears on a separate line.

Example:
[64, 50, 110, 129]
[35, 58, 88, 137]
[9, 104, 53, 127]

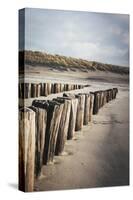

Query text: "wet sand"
[34, 84, 129, 191]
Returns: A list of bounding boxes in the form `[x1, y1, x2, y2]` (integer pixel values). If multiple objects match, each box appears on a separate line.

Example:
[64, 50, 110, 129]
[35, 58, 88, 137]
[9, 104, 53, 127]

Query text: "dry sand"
[20, 67, 129, 191]
[34, 83, 129, 191]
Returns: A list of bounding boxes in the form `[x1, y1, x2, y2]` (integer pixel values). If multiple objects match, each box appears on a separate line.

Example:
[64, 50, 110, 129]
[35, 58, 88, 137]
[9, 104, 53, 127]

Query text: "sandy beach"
[19, 63, 129, 191]
[32, 81, 129, 191]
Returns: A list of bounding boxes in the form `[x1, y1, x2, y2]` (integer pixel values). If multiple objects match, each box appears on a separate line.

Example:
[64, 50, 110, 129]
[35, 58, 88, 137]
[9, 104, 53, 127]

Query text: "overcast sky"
[22, 8, 129, 67]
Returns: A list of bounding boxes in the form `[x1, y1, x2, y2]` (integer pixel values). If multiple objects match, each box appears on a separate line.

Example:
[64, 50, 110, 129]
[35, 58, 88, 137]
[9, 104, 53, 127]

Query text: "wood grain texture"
[19, 108, 35, 192]
[89, 93, 94, 122]
[75, 94, 85, 131]
[93, 92, 100, 115]
[30, 106, 47, 178]
[46, 101, 63, 163]
[54, 98, 71, 155]
[83, 94, 90, 125]
[31, 84, 37, 98]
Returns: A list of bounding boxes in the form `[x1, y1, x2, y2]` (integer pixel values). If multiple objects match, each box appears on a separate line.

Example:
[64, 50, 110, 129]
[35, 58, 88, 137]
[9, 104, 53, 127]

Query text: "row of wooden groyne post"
[19, 82, 86, 98]
[19, 87, 118, 192]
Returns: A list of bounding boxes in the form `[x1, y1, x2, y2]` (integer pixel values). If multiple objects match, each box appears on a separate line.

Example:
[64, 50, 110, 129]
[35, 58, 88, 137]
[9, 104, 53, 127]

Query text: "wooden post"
[98, 91, 105, 109]
[30, 106, 47, 178]
[19, 107, 35, 192]
[89, 93, 94, 122]
[113, 88, 118, 99]
[51, 83, 54, 94]
[47, 83, 52, 95]
[36, 84, 41, 97]
[111, 89, 114, 100]
[60, 83, 64, 93]
[105, 90, 108, 103]
[101, 91, 105, 107]
[75, 84, 78, 89]
[103, 91, 107, 105]
[64, 84, 67, 91]
[98, 91, 102, 109]
[108, 89, 112, 101]
[36, 100, 63, 164]
[26, 83, 31, 99]
[46, 101, 63, 163]
[66, 84, 69, 91]
[75, 94, 85, 131]
[19, 83, 22, 99]
[44, 83, 48, 96]
[20, 83, 31, 99]
[53, 98, 71, 155]
[31, 83, 37, 98]
[93, 91, 100, 115]
[40, 83, 44, 96]
[83, 94, 90, 125]
[67, 98, 78, 139]
[54, 83, 61, 93]
[62, 95, 78, 139]
[73, 85, 76, 90]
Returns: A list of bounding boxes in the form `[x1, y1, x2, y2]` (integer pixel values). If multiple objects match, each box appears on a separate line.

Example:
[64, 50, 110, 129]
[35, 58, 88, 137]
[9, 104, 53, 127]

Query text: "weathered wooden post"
[64, 84, 67, 91]
[36, 84, 41, 97]
[51, 83, 54, 94]
[19, 83, 23, 99]
[40, 83, 44, 96]
[67, 98, 78, 139]
[98, 91, 104, 108]
[89, 93, 94, 122]
[75, 94, 85, 131]
[46, 101, 63, 163]
[19, 107, 35, 192]
[60, 83, 64, 93]
[53, 98, 71, 155]
[31, 83, 37, 98]
[111, 89, 114, 100]
[108, 89, 112, 101]
[20, 83, 31, 99]
[112, 88, 115, 99]
[76, 84, 78, 89]
[99, 91, 102, 108]
[113, 88, 118, 99]
[35, 100, 64, 164]
[71, 84, 74, 90]
[44, 83, 48, 96]
[66, 84, 70, 91]
[30, 105, 47, 178]
[103, 91, 107, 105]
[106, 90, 108, 103]
[66, 84, 69, 91]
[101, 91, 105, 107]
[83, 94, 90, 125]
[47, 83, 52, 95]
[25, 83, 31, 99]
[54, 83, 60, 93]
[93, 91, 100, 115]
[21, 83, 25, 99]
[62, 94, 78, 139]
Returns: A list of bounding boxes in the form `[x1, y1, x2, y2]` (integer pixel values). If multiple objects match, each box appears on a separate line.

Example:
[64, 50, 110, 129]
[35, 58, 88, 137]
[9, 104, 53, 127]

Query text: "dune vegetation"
[19, 50, 129, 75]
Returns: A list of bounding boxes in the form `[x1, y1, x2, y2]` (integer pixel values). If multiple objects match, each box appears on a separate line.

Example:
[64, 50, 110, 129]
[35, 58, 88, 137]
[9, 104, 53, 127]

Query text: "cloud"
[23, 8, 129, 67]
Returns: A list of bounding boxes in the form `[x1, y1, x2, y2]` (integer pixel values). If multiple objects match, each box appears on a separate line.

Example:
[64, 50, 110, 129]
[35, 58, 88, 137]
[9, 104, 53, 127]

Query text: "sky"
[20, 8, 129, 67]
